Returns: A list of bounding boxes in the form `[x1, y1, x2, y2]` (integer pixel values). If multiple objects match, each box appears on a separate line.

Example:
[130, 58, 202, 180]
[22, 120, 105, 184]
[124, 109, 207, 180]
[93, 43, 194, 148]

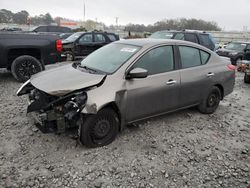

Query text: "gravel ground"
[0, 65, 249, 188]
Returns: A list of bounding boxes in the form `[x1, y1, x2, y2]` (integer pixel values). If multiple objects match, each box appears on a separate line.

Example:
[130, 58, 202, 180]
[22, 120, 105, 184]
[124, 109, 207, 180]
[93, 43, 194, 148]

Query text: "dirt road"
[0, 66, 249, 188]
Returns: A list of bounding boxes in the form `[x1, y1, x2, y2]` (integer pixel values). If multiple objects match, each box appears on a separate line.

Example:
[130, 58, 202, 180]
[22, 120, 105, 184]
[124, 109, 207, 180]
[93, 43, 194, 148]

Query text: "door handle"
[166, 80, 177, 85]
[207, 72, 215, 77]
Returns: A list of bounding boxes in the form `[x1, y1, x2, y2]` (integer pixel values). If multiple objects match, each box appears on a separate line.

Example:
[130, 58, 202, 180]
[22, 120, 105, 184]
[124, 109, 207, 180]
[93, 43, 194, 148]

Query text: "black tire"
[11, 55, 43, 82]
[80, 108, 119, 148]
[244, 73, 250, 84]
[65, 51, 75, 61]
[198, 86, 221, 114]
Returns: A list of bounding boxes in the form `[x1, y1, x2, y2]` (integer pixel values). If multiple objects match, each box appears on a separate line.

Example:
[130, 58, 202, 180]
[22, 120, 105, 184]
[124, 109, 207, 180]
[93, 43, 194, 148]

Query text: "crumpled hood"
[30, 64, 105, 96]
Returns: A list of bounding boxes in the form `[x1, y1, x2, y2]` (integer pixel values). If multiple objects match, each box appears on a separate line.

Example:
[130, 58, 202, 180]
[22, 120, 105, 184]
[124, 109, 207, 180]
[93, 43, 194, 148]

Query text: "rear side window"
[133, 46, 174, 75]
[185, 33, 198, 43]
[200, 34, 210, 46]
[48, 26, 58, 32]
[107, 34, 117, 41]
[94, 34, 106, 42]
[179, 46, 210, 68]
[200, 50, 210, 64]
[34, 26, 47, 32]
[174, 33, 184, 40]
[61, 27, 72, 33]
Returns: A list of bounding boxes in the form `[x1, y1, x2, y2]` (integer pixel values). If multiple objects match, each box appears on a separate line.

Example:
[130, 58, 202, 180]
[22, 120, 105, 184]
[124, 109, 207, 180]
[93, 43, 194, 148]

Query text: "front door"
[125, 45, 181, 122]
[75, 33, 94, 56]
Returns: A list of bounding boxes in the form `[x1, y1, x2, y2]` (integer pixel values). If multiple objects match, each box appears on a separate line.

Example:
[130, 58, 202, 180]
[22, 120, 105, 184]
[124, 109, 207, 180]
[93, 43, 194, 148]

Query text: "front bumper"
[28, 110, 67, 133]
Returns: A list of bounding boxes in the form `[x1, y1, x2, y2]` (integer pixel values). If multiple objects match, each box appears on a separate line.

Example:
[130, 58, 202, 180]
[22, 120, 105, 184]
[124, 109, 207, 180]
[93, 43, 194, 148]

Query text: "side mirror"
[126, 68, 148, 79]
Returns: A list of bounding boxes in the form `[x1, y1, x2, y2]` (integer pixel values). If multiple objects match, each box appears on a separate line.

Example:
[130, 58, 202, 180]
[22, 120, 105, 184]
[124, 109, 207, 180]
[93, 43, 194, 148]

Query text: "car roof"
[155, 30, 209, 35]
[115, 38, 209, 49]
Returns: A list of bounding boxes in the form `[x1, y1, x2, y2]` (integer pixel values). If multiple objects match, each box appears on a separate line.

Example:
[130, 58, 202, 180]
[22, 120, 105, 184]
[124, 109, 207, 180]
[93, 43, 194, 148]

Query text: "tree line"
[125, 18, 221, 32]
[0, 9, 53, 25]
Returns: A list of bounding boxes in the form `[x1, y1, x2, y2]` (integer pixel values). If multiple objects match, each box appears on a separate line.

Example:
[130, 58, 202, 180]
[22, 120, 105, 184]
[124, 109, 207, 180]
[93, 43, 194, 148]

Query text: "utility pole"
[115, 17, 119, 27]
[83, 0, 86, 27]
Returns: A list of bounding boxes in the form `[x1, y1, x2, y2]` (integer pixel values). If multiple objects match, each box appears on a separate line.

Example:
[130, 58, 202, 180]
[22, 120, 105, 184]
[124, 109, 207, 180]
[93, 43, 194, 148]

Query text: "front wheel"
[198, 86, 221, 114]
[80, 108, 119, 148]
[244, 72, 250, 83]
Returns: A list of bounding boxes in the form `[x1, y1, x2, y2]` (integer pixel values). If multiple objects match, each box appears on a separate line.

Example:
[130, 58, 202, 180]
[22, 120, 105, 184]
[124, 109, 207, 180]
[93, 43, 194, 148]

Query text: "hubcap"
[66, 53, 73, 61]
[93, 119, 111, 138]
[17, 60, 39, 79]
[207, 93, 219, 107]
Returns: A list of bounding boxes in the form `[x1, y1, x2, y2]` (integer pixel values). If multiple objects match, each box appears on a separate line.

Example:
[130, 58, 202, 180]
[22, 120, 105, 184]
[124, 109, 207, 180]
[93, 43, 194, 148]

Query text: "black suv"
[216, 42, 250, 65]
[62, 31, 119, 60]
[32, 25, 72, 34]
[150, 30, 216, 51]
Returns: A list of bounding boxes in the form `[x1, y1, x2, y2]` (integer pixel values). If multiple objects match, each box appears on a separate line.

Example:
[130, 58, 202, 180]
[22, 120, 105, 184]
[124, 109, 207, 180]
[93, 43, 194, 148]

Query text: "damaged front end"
[17, 81, 88, 133]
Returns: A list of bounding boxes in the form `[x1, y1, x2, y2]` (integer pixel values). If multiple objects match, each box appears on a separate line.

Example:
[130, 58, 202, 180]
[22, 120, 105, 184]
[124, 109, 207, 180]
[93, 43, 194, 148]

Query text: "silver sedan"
[17, 39, 235, 147]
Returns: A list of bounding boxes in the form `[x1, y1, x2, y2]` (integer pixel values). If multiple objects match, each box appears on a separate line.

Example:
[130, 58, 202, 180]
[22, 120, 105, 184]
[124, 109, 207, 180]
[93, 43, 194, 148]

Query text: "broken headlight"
[63, 92, 87, 120]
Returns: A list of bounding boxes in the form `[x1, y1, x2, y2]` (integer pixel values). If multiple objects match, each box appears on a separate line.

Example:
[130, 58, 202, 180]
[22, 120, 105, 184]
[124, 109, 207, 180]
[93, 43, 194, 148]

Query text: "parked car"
[149, 30, 216, 51]
[32, 25, 72, 34]
[17, 39, 235, 147]
[0, 32, 62, 82]
[216, 42, 250, 65]
[62, 31, 119, 61]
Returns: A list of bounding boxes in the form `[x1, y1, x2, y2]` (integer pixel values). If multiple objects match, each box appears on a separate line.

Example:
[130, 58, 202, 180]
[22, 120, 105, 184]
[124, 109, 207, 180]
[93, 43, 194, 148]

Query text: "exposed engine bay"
[18, 81, 88, 133]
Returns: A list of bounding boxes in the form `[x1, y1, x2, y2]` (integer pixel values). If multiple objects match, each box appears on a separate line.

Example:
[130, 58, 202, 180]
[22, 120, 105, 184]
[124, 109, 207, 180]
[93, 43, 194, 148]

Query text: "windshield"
[225, 42, 246, 51]
[150, 31, 174, 39]
[65, 32, 83, 42]
[80, 43, 141, 74]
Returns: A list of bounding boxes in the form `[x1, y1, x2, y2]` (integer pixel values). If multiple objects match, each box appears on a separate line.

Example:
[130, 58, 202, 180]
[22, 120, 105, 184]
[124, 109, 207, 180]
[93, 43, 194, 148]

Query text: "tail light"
[56, 39, 62, 52]
[227, 64, 236, 71]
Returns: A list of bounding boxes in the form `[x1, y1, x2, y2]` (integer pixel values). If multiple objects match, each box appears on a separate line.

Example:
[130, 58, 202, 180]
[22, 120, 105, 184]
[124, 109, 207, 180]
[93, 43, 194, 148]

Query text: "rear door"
[177, 46, 212, 107]
[184, 33, 199, 44]
[93, 33, 109, 51]
[125, 45, 181, 122]
[75, 33, 94, 56]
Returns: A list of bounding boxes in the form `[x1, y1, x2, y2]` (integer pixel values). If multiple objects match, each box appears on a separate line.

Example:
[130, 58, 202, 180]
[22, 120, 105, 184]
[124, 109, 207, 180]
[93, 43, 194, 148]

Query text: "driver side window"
[79, 34, 93, 44]
[132, 46, 174, 75]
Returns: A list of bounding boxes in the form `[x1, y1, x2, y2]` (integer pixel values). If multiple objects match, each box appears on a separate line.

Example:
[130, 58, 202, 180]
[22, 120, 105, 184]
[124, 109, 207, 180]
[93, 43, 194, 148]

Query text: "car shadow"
[0, 69, 16, 83]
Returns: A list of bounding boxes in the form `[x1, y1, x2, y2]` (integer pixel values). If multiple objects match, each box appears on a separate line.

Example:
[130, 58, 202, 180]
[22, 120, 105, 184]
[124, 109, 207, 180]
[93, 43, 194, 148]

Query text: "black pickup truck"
[0, 32, 62, 82]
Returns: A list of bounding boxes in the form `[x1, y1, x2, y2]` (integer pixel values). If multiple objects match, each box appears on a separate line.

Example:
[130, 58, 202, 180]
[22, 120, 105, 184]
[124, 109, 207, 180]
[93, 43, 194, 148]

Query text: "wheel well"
[100, 102, 122, 131]
[214, 84, 224, 100]
[8, 48, 41, 68]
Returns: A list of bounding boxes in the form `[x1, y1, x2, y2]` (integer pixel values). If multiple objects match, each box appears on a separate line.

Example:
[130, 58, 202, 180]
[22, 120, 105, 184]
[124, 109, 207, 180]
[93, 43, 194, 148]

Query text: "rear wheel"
[244, 72, 250, 83]
[11, 55, 43, 82]
[65, 51, 75, 61]
[198, 86, 221, 114]
[80, 108, 119, 148]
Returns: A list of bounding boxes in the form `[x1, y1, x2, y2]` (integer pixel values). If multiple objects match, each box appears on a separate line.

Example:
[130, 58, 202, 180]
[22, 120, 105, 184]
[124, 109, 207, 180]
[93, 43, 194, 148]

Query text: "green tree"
[0, 9, 14, 23]
[44, 13, 53, 25]
[13, 10, 29, 24]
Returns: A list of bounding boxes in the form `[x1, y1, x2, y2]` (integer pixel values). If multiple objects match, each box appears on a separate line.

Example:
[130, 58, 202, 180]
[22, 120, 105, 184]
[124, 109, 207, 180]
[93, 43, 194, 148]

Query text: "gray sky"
[0, 0, 249, 31]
